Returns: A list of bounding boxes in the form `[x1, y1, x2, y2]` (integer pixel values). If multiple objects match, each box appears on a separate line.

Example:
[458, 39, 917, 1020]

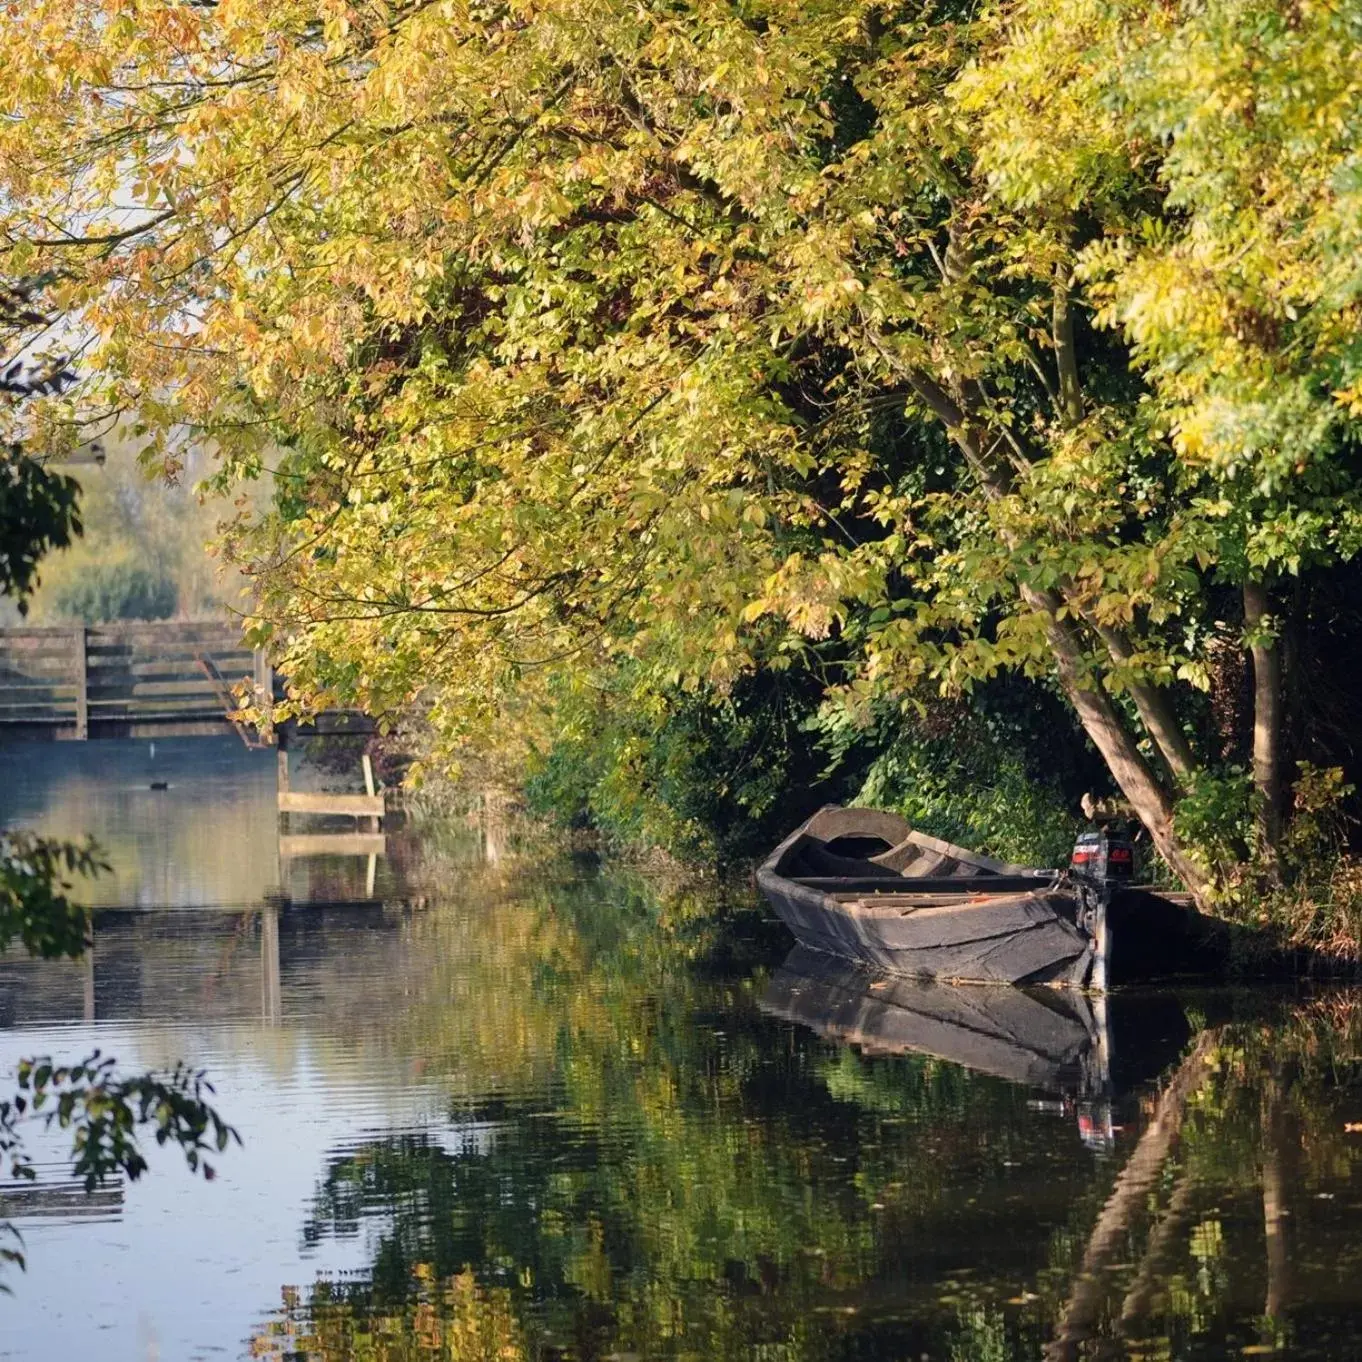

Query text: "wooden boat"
[756, 805, 1232, 990]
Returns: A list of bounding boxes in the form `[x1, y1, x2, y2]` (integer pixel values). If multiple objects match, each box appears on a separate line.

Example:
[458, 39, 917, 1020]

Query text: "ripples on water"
[1, 737, 1361, 1360]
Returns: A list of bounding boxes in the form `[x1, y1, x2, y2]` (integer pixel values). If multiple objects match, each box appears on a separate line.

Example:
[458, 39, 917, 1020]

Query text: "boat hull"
[756, 864, 1095, 986]
[759, 945, 1195, 1096]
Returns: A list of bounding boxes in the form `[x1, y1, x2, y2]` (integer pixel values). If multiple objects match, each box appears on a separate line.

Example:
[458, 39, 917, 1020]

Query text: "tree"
[958, 0, 1362, 870]
[0, 279, 236, 1280]
[2, 0, 1360, 898]
[0, 281, 82, 613]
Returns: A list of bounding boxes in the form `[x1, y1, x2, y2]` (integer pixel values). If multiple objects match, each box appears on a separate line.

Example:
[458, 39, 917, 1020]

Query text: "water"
[2, 738, 1362, 1360]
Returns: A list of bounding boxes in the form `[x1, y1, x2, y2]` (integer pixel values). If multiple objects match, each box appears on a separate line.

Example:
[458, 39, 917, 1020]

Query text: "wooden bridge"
[0, 619, 273, 740]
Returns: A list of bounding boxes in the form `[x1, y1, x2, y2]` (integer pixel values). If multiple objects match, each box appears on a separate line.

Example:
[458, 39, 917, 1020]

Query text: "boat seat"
[870, 831, 1032, 877]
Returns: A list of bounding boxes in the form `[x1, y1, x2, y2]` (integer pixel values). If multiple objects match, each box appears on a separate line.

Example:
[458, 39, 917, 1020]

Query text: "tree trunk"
[1119, 1170, 1198, 1329]
[1092, 622, 1197, 787]
[1046, 1031, 1219, 1360]
[890, 355, 1212, 896]
[1026, 588, 1213, 903]
[1049, 279, 1196, 792]
[1053, 269, 1085, 426]
[1243, 582, 1284, 861]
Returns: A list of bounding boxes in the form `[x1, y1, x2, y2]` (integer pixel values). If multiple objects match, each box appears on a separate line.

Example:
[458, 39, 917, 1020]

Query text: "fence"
[0, 620, 270, 739]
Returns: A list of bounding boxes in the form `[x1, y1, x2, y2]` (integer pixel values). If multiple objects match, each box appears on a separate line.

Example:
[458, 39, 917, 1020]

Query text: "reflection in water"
[760, 946, 1196, 1152]
[3, 735, 281, 907]
[1, 743, 1361, 1359]
[0, 735, 413, 908]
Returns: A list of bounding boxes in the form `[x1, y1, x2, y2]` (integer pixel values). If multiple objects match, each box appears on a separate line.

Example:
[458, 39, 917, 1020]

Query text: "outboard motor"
[1070, 827, 1134, 883]
[1069, 827, 1134, 991]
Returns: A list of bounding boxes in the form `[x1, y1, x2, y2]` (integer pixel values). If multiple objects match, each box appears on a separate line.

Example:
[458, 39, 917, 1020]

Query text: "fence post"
[73, 625, 88, 740]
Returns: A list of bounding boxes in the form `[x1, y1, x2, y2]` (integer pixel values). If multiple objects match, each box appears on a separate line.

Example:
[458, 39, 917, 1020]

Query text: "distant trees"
[2, 0, 1360, 897]
[9, 437, 252, 626]
[49, 558, 178, 623]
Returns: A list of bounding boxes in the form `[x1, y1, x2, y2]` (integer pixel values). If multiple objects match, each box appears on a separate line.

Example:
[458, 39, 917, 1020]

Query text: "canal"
[1, 737, 1361, 1359]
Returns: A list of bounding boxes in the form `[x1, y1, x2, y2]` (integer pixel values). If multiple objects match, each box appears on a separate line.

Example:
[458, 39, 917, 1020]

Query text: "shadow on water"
[2, 739, 1362, 1360]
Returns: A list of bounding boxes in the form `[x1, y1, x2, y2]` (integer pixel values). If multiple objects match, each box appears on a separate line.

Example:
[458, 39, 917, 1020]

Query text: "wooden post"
[277, 732, 290, 833]
[83, 933, 95, 1024]
[361, 752, 379, 832]
[73, 625, 88, 740]
[254, 647, 276, 745]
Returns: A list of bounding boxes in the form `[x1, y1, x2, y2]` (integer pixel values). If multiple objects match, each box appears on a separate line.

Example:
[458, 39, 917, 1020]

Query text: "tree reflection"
[249, 868, 1362, 1361]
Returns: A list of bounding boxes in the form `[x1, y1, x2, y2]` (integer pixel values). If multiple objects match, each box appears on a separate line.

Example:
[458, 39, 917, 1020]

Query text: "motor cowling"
[1070, 827, 1134, 883]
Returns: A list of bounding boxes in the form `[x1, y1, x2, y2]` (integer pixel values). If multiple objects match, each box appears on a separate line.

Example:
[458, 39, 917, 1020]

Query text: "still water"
[2, 738, 1362, 1360]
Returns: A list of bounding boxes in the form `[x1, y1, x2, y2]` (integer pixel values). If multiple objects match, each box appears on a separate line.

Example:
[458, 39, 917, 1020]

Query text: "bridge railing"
[0, 620, 268, 738]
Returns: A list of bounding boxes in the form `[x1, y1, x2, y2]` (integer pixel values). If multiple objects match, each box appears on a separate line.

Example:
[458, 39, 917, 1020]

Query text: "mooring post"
[361, 752, 379, 832]
[83, 931, 95, 1023]
[277, 727, 290, 832]
[73, 624, 88, 740]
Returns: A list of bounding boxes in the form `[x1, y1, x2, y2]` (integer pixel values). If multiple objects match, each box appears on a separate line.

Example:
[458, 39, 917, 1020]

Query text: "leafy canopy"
[1, 0, 1360, 881]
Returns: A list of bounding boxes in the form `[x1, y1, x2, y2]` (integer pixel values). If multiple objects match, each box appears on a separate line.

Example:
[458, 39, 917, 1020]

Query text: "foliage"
[14, 435, 258, 626]
[0, 282, 82, 613]
[1171, 769, 1257, 891]
[1256, 766, 1362, 956]
[1281, 763, 1356, 872]
[509, 659, 1092, 869]
[949, 1306, 1012, 1362]
[1, 1053, 237, 1191]
[255, 1269, 526, 1362]
[1162, 760, 1362, 949]
[47, 554, 177, 623]
[0, 831, 104, 959]
[251, 865, 1054, 1361]
[2, 0, 1361, 892]
[818, 682, 1102, 867]
[520, 667, 858, 865]
[0, 1052, 238, 1277]
[239, 860, 1362, 1361]
[0, 453, 82, 614]
[857, 739, 1081, 870]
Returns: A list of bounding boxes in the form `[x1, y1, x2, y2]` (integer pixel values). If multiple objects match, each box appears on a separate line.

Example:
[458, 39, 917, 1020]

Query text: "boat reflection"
[761, 945, 1192, 1147]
